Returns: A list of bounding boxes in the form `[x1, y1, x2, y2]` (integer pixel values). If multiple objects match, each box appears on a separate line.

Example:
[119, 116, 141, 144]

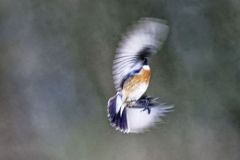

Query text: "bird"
[107, 18, 173, 133]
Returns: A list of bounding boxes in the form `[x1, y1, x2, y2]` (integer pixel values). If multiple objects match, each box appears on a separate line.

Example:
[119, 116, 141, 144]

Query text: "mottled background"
[0, 0, 240, 160]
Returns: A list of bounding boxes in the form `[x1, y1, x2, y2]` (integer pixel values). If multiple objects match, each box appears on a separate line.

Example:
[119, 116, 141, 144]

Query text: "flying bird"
[107, 18, 173, 133]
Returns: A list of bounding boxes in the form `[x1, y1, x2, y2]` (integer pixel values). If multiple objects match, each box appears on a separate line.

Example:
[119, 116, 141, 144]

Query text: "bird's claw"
[140, 98, 151, 114]
[141, 105, 151, 114]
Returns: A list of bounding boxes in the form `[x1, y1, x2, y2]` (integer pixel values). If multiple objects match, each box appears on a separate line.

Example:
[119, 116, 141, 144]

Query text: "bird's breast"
[122, 67, 151, 101]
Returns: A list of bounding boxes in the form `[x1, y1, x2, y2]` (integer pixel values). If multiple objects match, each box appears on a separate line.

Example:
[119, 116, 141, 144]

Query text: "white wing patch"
[113, 18, 169, 91]
[126, 104, 173, 133]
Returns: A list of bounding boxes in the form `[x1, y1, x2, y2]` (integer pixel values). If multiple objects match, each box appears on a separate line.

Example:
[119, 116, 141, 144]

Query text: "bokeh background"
[0, 0, 240, 159]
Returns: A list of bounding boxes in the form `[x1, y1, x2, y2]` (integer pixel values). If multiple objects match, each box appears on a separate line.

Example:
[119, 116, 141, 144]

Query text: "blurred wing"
[126, 104, 173, 133]
[113, 18, 169, 91]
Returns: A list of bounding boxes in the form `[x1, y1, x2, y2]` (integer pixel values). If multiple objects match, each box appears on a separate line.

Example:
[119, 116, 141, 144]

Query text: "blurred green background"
[0, 0, 240, 159]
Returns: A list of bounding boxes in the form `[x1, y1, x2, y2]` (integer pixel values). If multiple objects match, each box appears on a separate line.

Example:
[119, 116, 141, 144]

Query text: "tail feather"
[107, 93, 129, 132]
[107, 94, 173, 133]
[115, 108, 128, 132]
[107, 95, 117, 121]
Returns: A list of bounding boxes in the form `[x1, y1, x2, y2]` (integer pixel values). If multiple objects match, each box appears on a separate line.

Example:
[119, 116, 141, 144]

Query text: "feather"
[126, 103, 173, 133]
[108, 94, 173, 133]
[113, 18, 169, 91]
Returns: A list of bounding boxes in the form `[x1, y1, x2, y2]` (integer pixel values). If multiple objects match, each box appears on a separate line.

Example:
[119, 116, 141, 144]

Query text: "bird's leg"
[141, 98, 151, 114]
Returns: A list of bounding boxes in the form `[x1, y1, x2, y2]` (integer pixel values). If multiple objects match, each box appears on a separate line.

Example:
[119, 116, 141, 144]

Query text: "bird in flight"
[107, 18, 173, 133]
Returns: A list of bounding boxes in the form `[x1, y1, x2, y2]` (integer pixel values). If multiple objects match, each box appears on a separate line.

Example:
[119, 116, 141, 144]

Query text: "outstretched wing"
[113, 18, 169, 91]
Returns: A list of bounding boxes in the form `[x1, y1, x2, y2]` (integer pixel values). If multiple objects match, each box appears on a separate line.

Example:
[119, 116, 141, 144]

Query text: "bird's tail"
[107, 92, 128, 132]
[107, 94, 173, 133]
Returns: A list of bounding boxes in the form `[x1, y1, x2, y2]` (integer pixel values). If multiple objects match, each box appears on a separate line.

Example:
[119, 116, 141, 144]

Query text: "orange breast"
[122, 68, 151, 99]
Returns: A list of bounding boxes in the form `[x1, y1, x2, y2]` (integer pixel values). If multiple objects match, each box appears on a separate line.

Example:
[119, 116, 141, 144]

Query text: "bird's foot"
[140, 99, 151, 114]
